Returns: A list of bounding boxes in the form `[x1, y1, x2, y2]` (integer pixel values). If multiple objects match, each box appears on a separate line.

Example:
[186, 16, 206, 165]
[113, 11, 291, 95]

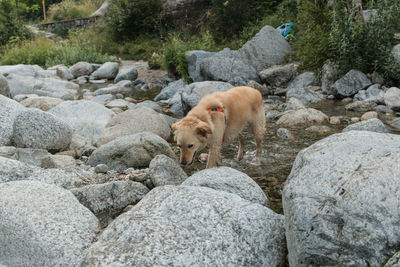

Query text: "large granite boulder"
[82, 185, 286, 266]
[88, 132, 176, 170]
[286, 72, 315, 89]
[0, 95, 25, 146]
[19, 96, 63, 111]
[13, 109, 73, 152]
[154, 79, 186, 101]
[185, 50, 216, 82]
[342, 118, 389, 133]
[276, 108, 328, 126]
[331, 69, 372, 97]
[149, 155, 188, 187]
[114, 66, 138, 83]
[0, 180, 99, 267]
[182, 167, 269, 207]
[69, 61, 94, 78]
[286, 86, 325, 105]
[48, 100, 114, 145]
[90, 62, 119, 80]
[383, 87, 400, 111]
[283, 131, 400, 266]
[259, 63, 297, 88]
[97, 107, 170, 146]
[33, 77, 79, 100]
[0, 64, 38, 77]
[0, 74, 10, 97]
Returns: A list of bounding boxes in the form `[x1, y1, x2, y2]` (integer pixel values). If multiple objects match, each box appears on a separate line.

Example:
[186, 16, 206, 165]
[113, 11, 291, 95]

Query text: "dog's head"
[171, 117, 212, 166]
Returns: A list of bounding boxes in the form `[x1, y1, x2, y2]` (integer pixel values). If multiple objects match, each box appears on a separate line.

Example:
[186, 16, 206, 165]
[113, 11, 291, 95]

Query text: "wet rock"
[0, 180, 99, 267]
[186, 50, 216, 82]
[184, 166, 269, 207]
[88, 132, 176, 170]
[82, 185, 286, 266]
[259, 63, 297, 87]
[13, 109, 72, 152]
[286, 72, 315, 89]
[154, 79, 186, 101]
[71, 180, 149, 215]
[361, 111, 378, 121]
[114, 67, 138, 83]
[97, 107, 170, 146]
[331, 69, 372, 97]
[149, 154, 187, 186]
[16, 148, 51, 167]
[20, 96, 63, 111]
[0, 73, 10, 97]
[90, 62, 119, 80]
[276, 108, 328, 126]
[48, 100, 114, 145]
[283, 131, 400, 266]
[345, 100, 376, 112]
[69, 61, 94, 78]
[286, 86, 325, 105]
[383, 87, 400, 111]
[342, 118, 389, 133]
[306, 125, 331, 133]
[277, 128, 293, 139]
[0, 95, 25, 146]
[41, 154, 76, 170]
[0, 156, 83, 189]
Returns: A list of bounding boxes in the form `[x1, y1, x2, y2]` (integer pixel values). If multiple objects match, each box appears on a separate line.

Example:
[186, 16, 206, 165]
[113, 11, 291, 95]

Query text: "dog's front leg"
[206, 112, 225, 168]
[206, 144, 222, 168]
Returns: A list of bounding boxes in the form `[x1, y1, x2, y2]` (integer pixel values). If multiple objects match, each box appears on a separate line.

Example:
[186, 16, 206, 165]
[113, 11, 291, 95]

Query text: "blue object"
[279, 23, 295, 37]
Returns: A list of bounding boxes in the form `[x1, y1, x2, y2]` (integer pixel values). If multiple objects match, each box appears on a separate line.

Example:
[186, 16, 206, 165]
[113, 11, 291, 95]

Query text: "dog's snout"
[181, 159, 187, 165]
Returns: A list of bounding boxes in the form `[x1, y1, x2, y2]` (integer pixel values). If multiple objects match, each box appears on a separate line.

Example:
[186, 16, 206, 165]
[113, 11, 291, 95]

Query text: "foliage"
[47, 0, 102, 21]
[107, 0, 163, 40]
[0, 0, 31, 46]
[0, 33, 115, 67]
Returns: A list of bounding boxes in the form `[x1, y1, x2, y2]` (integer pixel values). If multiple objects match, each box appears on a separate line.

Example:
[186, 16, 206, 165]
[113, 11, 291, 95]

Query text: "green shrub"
[0, 0, 31, 46]
[107, 0, 163, 40]
[47, 0, 102, 21]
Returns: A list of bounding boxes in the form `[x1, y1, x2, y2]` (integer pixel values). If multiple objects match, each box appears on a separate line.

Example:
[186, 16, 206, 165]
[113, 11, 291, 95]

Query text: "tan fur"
[171, 86, 266, 168]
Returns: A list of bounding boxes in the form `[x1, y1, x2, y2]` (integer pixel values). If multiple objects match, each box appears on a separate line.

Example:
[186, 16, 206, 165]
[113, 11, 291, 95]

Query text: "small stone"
[199, 153, 208, 162]
[95, 164, 108, 173]
[361, 111, 378, 121]
[351, 117, 360, 123]
[277, 128, 293, 139]
[306, 125, 331, 133]
[329, 116, 342, 125]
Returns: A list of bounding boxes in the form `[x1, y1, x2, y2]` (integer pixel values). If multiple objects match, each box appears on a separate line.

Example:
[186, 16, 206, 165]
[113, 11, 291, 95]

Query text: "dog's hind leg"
[236, 133, 245, 161]
[249, 108, 266, 165]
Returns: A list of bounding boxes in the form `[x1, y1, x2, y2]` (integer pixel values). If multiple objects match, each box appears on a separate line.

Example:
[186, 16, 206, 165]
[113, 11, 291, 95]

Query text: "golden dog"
[171, 86, 265, 168]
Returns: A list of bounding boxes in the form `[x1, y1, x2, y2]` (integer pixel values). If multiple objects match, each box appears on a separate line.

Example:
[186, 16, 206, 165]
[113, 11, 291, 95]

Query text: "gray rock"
[321, 61, 339, 95]
[375, 105, 393, 114]
[285, 97, 306, 111]
[342, 118, 389, 133]
[115, 80, 132, 88]
[283, 131, 400, 266]
[0, 156, 83, 189]
[200, 49, 259, 85]
[0, 74, 10, 97]
[383, 87, 400, 111]
[266, 110, 280, 121]
[392, 44, 400, 65]
[277, 127, 293, 139]
[331, 69, 372, 97]
[69, 61, 94, 78]
[389, 118, 400, 131]
[238, 25, 291, 72]
[5, 74, 38, 97]
[33, 77, 79, 100]
[259, 63, 297, 87]
[0, 180, 99, 267]
[183, 167, 269, 206]
[185, 50, 216, 82]
[20, 96, 63, 111]
[286, 72, 315, 89]
[0, 146, 17, 159]
[345, 100, 376, 112]
[48, 100, 114, 145]
[82, 185, 286, 266]
[247, 80, 269, 96]
[0, 95, 25, 146]
[160, 114, 179, 127]
[0, 64, 38, 77]
[130, 100, 162, 113]
[97, 107, 170, 146]
[305, 125, 331, 133]
[94, 164, 108, 173]
[154, 79, 186, 101]
[105, 99, 135, 110]
[90, 94, 116, 105]
[354, 84, 383, 102]
[90, 62, 119, 80]
[88, 132, 176, 170]
[385, 251, 400, 267]
[149, 154, 187, 186]
[69, 133, 96, 157]
[168, 93, 186, 117]
[17, 148, 51, 167]
[94, 84, 131, 96]
[114, 67, 138, 83]
[49, 65, 74, 80]
[286, 86, 325, 105]
[41, 154, 76, 170]
[71, 180, 149, 214]
[276, 108, 328, 126]
[13, 109, 72, 152]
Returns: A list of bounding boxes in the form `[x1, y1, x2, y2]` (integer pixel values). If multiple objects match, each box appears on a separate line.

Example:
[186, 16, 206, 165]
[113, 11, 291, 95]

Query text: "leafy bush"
[107, 0, 163, 40]
[0, 0, 31, 46]
[0, 33, 115, 67]
[47, 0, 102, 21]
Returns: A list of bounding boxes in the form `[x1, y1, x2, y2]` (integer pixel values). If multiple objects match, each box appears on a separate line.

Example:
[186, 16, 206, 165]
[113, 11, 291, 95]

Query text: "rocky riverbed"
[1, 24, 400, 266]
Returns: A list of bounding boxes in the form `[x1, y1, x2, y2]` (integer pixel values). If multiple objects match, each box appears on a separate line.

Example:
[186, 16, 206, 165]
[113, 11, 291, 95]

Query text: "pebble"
[95, 164, 108, 173]
[277, 128, 293, 139]
[361, 111, 378, 121]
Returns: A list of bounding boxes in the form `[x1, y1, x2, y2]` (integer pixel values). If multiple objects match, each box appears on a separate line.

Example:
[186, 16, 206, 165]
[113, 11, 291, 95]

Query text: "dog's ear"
[196, 122, 212, 138]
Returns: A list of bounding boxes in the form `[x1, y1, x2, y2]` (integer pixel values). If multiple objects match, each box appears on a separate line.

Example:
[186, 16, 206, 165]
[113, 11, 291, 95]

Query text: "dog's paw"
[250, 158, 261, 166]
